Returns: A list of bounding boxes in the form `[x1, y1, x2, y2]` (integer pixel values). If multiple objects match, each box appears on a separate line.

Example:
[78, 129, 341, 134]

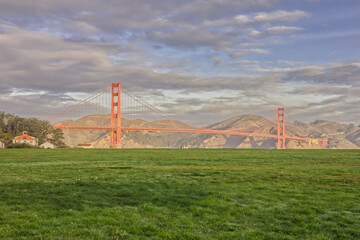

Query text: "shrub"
[7, 143, 39, 149]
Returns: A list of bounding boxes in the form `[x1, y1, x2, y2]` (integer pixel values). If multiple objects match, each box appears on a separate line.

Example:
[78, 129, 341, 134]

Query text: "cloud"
[283, 61, 360, 87]
[285, 96, 360, 124]
[0, 1, 309, 55]
[229, 48, 270, 59]
[252, 10, 310, 23]
[235, 10, 309, 24]
[277, 60, 306, 66]
[147, 27, 232, 50]
[0, 1, 306, 53]
[0, 91, 74, 119]
[0, 0, 359, 126]
[157, 93, 281, 126]
[211, 56, 223, 66]
[172, 0, 277, 20]
[0, 24, 279, 93]
[267, 26, 303, 34]
[291, 86, 360, 97]
[0, 25, 120, 93]
[0, 0, 277, 31]
[246, 25, 304, 39]
[0, 23, 287, 123]
[229, 52, 248, 59]
[247, 48, 270, 54]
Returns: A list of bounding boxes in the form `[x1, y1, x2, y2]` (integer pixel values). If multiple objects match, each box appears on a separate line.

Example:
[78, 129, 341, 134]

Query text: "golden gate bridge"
[47, 82, 328, 149]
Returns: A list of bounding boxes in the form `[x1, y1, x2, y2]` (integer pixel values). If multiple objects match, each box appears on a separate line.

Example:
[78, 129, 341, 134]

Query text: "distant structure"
[77, 143, 92, 149]
[12, 131, 38, 146]
[40, 141, 55, 149]
[0, 141, 5, 148]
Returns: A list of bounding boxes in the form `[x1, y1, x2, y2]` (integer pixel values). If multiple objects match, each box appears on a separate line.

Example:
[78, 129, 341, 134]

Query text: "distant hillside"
[55, 114, 360, 149]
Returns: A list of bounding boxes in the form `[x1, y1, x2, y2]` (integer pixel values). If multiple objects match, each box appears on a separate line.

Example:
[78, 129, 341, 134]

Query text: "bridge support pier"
[110, 83, 121, 148]
[277, 107, 286, 149]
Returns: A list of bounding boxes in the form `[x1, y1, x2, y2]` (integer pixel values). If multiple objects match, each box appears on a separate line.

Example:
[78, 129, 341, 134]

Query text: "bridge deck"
[54, 126, 310, 142]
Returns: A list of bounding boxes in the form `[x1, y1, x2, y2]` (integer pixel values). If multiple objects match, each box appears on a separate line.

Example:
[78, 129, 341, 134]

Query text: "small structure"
[77, 143, 92, 149]
[40, 141, 55, 149]
[0, 141, 5, 149]
[12, 131, 38, 146]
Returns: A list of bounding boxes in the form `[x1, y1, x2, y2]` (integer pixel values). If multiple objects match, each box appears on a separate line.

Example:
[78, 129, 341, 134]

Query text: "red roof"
[13, 132, 36, 141]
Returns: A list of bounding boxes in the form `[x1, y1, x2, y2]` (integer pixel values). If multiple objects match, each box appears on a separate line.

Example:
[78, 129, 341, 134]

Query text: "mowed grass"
[0, 149, 359, 239]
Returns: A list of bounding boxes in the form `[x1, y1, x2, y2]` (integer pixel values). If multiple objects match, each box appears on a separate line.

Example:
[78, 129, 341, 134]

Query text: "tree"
[48, 128, 66, 147]
[0, 111, 66, 148]
[0, 132, 13, 146]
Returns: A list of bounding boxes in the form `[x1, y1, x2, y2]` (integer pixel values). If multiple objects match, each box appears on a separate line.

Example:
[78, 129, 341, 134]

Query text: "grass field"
[0, 149, 359, 239]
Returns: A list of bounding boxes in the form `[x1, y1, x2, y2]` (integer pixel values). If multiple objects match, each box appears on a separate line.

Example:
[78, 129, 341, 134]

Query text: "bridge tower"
[277, 107, 286, 149]
[110, 83, 121, 148]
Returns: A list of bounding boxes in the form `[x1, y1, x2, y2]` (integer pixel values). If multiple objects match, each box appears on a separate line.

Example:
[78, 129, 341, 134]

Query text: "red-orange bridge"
[48, 83, 328, 149]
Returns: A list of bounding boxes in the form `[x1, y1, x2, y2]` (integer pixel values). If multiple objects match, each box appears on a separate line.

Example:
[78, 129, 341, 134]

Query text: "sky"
[0, 0, 359, 126]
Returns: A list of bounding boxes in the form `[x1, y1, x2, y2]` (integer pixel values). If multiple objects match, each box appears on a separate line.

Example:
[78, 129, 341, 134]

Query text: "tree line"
[0, 112, 65, 148]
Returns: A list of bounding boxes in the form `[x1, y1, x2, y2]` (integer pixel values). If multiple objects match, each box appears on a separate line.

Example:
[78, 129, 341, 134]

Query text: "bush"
[7, 143, 39, 149]
[56, 145, 69, 149]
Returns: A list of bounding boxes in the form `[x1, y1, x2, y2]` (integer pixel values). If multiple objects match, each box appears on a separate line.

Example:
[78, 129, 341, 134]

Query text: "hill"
[56, 114, 360, 149]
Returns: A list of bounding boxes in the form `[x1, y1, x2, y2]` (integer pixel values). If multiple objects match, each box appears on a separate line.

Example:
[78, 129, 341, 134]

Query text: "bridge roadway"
[53, 126, 310, 142]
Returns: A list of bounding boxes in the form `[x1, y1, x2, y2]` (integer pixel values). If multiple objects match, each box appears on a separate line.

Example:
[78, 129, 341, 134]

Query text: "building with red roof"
[77, 143, 93, 148]
[12, 131, 38, 146]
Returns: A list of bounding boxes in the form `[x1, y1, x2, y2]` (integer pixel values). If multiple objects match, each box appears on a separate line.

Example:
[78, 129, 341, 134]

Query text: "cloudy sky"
[0, 0, 359, 126]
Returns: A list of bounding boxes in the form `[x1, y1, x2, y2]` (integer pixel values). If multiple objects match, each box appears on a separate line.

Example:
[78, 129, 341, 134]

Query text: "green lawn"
[0, 149, 359, 239]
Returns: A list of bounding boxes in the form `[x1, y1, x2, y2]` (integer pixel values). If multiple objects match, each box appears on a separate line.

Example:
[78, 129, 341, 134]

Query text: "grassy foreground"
[0, 149, 359, 239]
